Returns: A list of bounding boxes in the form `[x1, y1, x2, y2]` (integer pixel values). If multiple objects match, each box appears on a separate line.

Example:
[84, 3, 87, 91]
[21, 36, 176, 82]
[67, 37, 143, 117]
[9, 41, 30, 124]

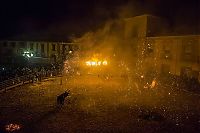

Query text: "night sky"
[0, 0, 199, 40]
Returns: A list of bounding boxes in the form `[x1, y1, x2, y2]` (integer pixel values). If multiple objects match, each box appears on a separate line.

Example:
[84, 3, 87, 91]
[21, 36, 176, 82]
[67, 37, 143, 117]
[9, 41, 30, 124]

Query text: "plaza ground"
[0, 75, 200, 133]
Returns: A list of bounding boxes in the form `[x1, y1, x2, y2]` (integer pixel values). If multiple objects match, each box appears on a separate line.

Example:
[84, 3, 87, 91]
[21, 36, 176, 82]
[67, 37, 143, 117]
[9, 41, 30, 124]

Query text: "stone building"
[0, 40, 79, 64]
[105, 14, 200, 80]
[146, 35, 200, 79]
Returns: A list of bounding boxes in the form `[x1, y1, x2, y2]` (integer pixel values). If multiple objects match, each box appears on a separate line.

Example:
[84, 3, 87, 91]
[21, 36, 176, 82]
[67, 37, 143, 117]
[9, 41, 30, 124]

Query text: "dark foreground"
[0, 75, 200, 133]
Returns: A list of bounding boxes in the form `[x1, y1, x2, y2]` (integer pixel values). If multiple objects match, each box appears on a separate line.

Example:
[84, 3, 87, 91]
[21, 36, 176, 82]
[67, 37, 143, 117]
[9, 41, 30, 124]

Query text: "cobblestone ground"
[0, 75, 200, 133]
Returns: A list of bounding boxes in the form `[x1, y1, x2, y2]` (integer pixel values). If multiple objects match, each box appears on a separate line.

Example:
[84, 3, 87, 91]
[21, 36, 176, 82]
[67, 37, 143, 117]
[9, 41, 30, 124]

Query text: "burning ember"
[5, 123, 22, 132]
[150, 79, 157, 89]
[143, 79, 157, 89]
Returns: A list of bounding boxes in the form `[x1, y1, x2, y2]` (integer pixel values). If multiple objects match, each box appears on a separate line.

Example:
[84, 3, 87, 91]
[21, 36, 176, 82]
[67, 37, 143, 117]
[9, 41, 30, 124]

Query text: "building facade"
[145, 35, 200, 79]
[0, 40, 79, 64]
[105, 14, 200, 80]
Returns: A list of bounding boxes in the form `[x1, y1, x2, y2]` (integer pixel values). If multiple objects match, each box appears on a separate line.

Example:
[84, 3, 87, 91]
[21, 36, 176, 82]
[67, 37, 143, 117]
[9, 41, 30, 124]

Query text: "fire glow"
[5, 123, 21, 132]
[85, 60, 108, 66]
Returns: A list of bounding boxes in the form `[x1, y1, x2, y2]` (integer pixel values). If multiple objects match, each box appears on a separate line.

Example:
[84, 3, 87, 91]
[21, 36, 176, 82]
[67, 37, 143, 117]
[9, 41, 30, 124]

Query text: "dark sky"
[0, 0, 199, 40]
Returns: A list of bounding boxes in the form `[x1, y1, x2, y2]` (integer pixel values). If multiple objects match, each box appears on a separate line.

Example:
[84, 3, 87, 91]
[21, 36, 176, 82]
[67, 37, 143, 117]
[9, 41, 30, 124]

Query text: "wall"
[146, 35, 200, 78]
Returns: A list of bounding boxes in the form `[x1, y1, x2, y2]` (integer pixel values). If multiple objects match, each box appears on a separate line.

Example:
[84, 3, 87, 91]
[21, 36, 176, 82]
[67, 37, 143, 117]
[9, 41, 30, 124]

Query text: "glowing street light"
[22, 51, 34, 58]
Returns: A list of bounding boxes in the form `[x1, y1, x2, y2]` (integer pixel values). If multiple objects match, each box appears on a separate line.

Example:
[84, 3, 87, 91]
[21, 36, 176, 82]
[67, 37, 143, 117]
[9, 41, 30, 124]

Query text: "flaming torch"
[85, 59, 108, 67]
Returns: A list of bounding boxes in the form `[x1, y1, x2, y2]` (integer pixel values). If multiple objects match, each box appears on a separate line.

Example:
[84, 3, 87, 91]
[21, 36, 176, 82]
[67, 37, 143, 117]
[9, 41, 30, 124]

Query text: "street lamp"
[22, 51, 34, 58]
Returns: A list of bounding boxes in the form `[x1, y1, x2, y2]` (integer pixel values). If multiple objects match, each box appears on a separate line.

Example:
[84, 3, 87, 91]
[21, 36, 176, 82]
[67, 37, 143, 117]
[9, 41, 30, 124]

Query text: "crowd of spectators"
[0, 63, 62, 82]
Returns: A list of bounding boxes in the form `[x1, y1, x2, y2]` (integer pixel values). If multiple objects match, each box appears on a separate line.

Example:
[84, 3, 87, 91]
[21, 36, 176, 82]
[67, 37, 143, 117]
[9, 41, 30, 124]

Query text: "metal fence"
[0, 70, 60, 93]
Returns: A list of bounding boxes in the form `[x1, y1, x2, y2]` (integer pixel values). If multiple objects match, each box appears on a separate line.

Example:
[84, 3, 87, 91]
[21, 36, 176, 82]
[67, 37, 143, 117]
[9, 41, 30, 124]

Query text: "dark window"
[19, 42, 26, 48]
[51, 54, 56, 62]
[30, 43, 34, 50]
[57, 44, 60, 54]
[41, 44, 44, 53]
[181, 67, 192, 78]
[3, 42, 7, 47]
[66, 45, 69, 50]
[74, 45, 79, 50]
[147, 43, 153, 52]
[182, 40, 194, 62]
[36, 43, 39, 51]
[163, 50, 171, 59]
[62, 45, 66, 53]
[131, 26, 138, 37]
[10, 42, 16, 48]
[144, 39, 155, 58]
[161, 64, 170, 75]
[69, 45, 72, 51]
[145, 43, 154, 56]
[47, 43, 49, 56]
[162, 44, 171, 59]
[52, 44, 56, 51]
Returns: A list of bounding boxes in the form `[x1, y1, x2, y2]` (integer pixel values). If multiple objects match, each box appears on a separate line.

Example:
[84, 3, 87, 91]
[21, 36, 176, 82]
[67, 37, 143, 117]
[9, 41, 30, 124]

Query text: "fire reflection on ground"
[5, 123, 22, 132]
